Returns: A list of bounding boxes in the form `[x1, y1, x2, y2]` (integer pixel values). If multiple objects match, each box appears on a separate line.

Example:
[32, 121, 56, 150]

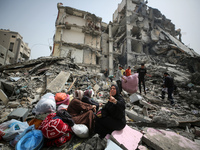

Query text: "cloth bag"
[122, 73, 138, 94]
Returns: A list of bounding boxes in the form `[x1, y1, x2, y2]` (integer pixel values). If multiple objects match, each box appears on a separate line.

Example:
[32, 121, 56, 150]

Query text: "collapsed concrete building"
[0, 29, 31, 65]
[52, 3, 102, 73]
[52, 0, 199, 76]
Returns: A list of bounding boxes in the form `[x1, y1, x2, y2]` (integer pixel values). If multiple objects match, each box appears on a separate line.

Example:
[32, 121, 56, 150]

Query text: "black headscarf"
[111, 84, 121, 100]
[101, 84, 125, 120]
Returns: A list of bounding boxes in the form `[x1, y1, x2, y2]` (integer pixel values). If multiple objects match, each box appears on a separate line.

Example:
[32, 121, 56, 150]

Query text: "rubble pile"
[0, 56, 200, 149]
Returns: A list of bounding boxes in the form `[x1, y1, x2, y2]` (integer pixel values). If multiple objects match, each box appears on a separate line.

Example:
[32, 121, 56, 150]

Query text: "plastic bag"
[10, 125, 35, 147]
[33, 93, 56, 115]
[0, 119, 29, 141]
[15, 129, 44, 150]
[57, 104, 68, 111]
[71, 124, 89, 138]
[55, 93, 68, 102]
[122, 73, 138, 94]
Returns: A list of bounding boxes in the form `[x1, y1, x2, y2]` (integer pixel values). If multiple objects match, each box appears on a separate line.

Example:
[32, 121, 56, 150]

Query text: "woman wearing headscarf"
[82, 89, 99, 111]
[67, 90, 96, 134]
[95, 84, 126, 139]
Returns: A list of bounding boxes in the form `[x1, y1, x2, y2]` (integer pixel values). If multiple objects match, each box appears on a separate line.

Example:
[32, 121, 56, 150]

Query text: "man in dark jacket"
[162, 72, 175, 105]
[137, 63, 147, 94]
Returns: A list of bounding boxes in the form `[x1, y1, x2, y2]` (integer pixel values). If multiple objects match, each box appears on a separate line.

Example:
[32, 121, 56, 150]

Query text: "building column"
[15, 38, 22, 63]
[109, 24, 114, 75]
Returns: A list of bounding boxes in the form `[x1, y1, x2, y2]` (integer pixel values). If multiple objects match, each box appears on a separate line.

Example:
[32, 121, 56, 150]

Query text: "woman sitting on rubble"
[95, 84, 126, 139]
[67, 90, 96, 135]
[82, 89, 100, 111]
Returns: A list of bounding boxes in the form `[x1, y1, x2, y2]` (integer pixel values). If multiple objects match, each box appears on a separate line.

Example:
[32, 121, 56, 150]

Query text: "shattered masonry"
[52, 0, 199, 76]
[1, 0, 200, 149]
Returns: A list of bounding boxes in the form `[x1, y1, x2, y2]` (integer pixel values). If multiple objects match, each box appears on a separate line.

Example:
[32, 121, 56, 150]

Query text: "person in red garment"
[125, 66, 132, 76]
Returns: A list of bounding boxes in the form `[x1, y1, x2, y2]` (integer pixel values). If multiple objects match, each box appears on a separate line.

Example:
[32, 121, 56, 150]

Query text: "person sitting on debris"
[125, 66, 132, 76]
[74, 90, 84, 100]
[82, 89, 100, 111]
[116, 65, 127, 93]
[162, 72, 175, 106]
[137, 63, 151, 95]
[95, 85, 126, 139]
[67, 92, 96, 135]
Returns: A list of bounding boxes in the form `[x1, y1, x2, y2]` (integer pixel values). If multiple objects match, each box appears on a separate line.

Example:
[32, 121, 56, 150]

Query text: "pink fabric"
[111, 125, 143, 150]
[122, 73, 138, 94]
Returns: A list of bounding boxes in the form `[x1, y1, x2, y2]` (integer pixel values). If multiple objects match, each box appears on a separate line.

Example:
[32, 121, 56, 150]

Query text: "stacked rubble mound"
[0, 55, 200, 149]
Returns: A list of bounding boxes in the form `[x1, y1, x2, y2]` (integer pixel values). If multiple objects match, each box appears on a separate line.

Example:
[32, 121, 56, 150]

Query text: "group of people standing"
[104, 63, 175, 105]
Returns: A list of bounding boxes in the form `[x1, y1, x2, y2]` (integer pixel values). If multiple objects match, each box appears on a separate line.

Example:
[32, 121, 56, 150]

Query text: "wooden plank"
[67, 78, 77, 92]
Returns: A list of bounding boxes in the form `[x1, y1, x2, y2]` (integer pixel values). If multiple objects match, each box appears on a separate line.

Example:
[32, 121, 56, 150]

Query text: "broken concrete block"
[130, 93, 143, 103]
[105, 139, 123, 150]
[139, 100, 157, 110]
[151, 29, 160, 41]
[142, 107, 148, 117]
[0, 89, 9, 104]
[194, 126, 200, 137]
[47, 71, 70, 93]
[93, 84, 100, 92]
[125, 109, 152, 123]
[138, 145, 148, 150]
[152, 116, 179, 127]
[7, 101, 20, 108]
[109, 125, 143, 150]
[8, 108, 29, 122]
[142, 128, 200, 150]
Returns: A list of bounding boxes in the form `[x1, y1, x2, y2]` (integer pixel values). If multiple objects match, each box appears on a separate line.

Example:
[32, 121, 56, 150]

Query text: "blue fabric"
[16, 130, 44, 150]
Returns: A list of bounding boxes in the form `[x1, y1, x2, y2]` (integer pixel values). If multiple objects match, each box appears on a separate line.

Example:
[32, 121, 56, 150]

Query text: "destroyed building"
[52, 0, 199, 76]
[52, 3, 102, 73]
[1, 0, 200, 150]
[0, 29, 31, 65]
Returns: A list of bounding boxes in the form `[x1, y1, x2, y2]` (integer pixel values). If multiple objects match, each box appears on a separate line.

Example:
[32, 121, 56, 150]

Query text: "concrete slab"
[139, 100, 157, 110]
[0, 89, 9, 104]
[105, 139, 123, 150]
[125, 109, 152, 123]
[130, 93, 143, 103]
[109, 125, 143, 150]
[8, 108, 29, 121]
[47, 71, 70, 93]
[142, 128, 200, 150]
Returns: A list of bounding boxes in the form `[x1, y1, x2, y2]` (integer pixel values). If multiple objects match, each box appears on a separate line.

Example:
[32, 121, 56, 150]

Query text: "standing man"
[162, 72, 175, 105]
[125, 66, 132, 76]
[116, 65, 127, 93]
[121, 66, 125, 76]
[104, 69, 109, 79]
[137, 63, 148, 94]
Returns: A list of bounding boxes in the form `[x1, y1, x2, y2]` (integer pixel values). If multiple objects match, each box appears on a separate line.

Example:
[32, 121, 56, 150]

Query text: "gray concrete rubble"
[0, 55, 200, 149]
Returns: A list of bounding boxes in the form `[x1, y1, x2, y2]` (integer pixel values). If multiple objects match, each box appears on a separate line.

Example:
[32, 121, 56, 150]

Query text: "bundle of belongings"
[0, 91, 92, 149]
[122, 73, 138, 94]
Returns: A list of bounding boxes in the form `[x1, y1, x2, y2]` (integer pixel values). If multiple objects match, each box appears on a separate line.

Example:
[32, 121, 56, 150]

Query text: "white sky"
[0, 0, 199, 59]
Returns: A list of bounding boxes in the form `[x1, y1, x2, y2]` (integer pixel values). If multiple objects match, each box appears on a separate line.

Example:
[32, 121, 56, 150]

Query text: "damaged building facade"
[52, 3, 102, 72]
[52, 0, 199, 75]
[110, 0, 198, 68]
[0, 29, 31, 65]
